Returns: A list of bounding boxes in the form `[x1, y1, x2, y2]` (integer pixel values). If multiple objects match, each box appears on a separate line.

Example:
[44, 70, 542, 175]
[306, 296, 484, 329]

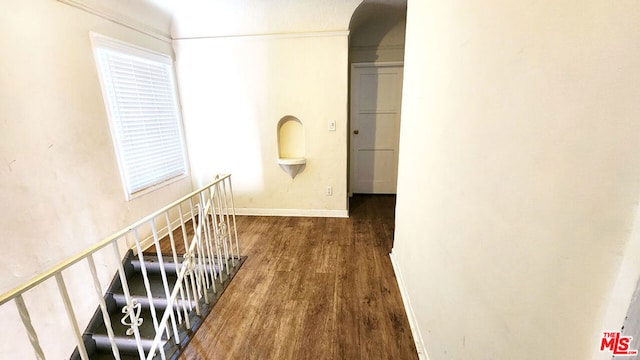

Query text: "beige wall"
[0, 0, 191, 358]
[393, 0, 640, 359]
[171, 0, 364, 217]
[175, 34, 350, 216]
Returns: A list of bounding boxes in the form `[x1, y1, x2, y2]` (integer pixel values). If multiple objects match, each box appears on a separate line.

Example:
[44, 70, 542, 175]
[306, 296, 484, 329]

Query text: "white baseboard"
[235, 208, 349, 218]
[390, 250, 429, 360]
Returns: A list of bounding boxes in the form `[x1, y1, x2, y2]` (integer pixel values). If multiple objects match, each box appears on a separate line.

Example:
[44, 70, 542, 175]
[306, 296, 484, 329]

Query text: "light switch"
[328, 120, 336, 132]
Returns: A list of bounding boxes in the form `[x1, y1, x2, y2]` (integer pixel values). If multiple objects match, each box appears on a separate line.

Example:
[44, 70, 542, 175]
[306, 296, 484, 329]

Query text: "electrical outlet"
[328, 120, 336, 132]
[326, 186, 333, 196]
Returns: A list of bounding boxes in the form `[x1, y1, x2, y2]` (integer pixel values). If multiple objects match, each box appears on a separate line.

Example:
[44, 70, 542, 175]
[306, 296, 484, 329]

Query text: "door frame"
[349, 61, 404, 197]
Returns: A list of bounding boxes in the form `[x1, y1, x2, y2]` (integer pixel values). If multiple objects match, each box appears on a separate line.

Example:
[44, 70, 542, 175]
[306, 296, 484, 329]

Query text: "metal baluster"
[164, 211, 190, 328]
[208, 187, 224, 282]
[219, 180, 233, 267]
[132, 229, 166, 360]
[187, 199, 205, 310]
[215, 181, 231, 275]
[55, 273, 89, 360]
[111, 242, 146, 360]
[161, 212, 182, 324]
[14, 295, 45, 360]
[145, 266, 191, 360]
[210, 188, 221, 284]
[200, 191, 218, 291]
[150, 221, 180, 344]
[220, 177, 236, 266]
[194, 203, 210, 301]
[227, 176, 241, 261]
[177, 205, 198, 315]
[189, 199, 208, 304]
[87, 255, 121, 360]
[194, 200, 211, 291]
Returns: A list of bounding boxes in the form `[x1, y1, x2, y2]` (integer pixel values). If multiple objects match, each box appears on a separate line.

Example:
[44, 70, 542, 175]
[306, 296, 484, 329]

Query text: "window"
[91, 33, 187, 199]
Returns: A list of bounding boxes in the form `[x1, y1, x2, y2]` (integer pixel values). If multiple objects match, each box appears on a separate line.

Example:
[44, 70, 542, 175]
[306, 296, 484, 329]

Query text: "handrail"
[0, 174, 231, 306]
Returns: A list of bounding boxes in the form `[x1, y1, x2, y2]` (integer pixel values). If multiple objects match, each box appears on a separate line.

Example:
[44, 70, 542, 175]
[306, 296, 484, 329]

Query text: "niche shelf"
[277, 115, 306, 178]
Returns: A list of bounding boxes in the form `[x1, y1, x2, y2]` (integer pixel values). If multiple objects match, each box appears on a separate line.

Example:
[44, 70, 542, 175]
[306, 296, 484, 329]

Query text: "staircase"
[0, 174, 243, 360]
[71, 250, 245, 360]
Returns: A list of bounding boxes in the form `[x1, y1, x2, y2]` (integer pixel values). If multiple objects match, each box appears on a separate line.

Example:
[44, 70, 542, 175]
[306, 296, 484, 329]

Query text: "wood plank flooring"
[178, 195, 418, 360]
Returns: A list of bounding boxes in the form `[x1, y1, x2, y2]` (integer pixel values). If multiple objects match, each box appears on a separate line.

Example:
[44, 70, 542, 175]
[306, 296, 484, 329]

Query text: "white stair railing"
[0, 174, 241, 360]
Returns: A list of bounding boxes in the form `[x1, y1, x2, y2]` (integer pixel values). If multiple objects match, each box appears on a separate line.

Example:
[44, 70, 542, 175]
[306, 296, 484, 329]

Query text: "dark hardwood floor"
[178, 194, 417, 360]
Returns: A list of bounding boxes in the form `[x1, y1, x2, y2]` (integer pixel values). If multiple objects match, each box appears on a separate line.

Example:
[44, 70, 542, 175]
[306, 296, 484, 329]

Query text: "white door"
[350, 63, 404, 194]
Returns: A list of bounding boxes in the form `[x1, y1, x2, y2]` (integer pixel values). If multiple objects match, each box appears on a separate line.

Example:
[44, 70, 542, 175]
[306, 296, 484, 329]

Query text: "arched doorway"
[348, 1, 407, 196]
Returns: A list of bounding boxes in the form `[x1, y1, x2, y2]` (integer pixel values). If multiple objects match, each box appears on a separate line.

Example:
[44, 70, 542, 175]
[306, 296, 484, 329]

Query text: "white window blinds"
[91, 33, 187, 198]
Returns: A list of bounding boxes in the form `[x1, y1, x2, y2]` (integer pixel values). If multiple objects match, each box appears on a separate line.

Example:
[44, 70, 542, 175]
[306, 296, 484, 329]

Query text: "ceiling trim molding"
[173, 30, 350, 42]
[57, 0, 171, 42]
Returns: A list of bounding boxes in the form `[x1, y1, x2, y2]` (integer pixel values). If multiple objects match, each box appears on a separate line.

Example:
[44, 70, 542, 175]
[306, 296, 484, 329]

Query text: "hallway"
[179, 195, 417, 359]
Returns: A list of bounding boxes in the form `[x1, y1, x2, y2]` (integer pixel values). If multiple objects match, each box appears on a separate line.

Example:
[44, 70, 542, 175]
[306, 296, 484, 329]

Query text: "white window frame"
[90, 32, 189, 200]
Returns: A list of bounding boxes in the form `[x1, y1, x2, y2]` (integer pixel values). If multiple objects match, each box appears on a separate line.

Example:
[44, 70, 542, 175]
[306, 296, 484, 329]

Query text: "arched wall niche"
[277, 115, 306, 178]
